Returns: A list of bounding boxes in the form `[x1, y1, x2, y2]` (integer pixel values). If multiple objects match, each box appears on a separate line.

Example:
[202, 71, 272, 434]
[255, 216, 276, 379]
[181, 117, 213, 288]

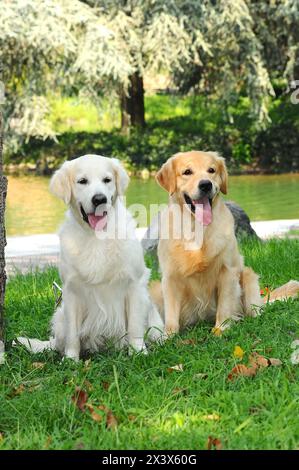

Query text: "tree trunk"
[120, 72, 145, 133]
[0, 111, 7, 364]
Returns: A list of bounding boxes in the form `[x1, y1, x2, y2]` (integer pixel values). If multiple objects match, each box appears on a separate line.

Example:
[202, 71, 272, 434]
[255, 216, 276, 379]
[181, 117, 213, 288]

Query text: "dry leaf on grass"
[227, 364, 257, 381]
[90, 409, 103, 423]
[86, 403, 117, 427]
[128, 414, 137, 422]
[202, 413, 220, 421]
[268, 358, 282, 367]
[206, 436, 222, 450]
[106, 410, 118, 429]
[193, 373, 208, 380]
[233, 346, 244, 360]
[74, 441, 85, 450]
[83, 380, 93, 391]
[172, 387, 188, 396]
[177, 339, 197, 346]
[44, 436, 52, 449]
[249, 352, 269, 368]
[8, 384, 26, 397]
[71, 387, 88, 412]
[228, 352, 283, 380]
[167, 364, 183, 372]
[0, 432, 4, 442]
[85, 403, 103, 422]
[102, 381, 110, 391]
[32, 362, 45, 370]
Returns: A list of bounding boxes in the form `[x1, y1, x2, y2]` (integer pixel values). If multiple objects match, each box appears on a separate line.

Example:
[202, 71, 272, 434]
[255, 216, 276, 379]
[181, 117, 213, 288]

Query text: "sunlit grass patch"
[1, 238, 299, 449]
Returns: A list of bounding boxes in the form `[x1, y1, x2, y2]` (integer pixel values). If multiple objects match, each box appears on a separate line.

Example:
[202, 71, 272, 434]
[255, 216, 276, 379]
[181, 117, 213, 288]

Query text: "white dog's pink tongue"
[193, 197, 212, 225]
[87, 213, 107, 231]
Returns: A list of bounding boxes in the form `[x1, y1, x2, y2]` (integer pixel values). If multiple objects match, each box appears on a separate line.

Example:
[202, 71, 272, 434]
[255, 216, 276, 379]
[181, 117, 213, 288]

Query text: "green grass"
[1, 238, 299, 450]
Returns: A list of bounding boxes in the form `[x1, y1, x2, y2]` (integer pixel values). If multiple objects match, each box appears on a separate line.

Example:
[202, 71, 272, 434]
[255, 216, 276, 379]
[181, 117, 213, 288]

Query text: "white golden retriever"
[17, 155, 163, 360]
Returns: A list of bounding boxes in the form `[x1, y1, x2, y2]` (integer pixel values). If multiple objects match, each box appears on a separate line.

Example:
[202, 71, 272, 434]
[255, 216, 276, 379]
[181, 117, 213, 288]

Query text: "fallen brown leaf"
[128, 414, 137, 422]
[193, 373, 208, 380]
[249, 406, 263, 415]
[32, 362, 45, 370]
[106, 410, 118, 429]
[206, 436, 222, 450]
[227, 364, 257, 381]
[71, 387, 88, 412]
[268, 357, 282, 367]
[0, 432, 4, 442]
[167, 364, 183, 373]
[86, 403, 107, 422]
[83, 380, 93, 391]
[102, 381, 110, 391]
[249, 352, 269, 368]
[178, 339, 197, 346]
[9, 384, 25, 397]
[90, 409, 103, 423]
[74, 441, 85, 449]
[172, 387, 188, 396]
[44, 436, 52, 449]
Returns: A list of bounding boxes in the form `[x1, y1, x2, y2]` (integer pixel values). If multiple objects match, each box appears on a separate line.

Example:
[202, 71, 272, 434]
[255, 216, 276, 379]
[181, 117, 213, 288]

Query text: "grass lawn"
[0, 238, 299, 450]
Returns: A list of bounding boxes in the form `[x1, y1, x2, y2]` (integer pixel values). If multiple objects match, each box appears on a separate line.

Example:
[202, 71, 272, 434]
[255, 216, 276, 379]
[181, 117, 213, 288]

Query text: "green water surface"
[6, 173, 299, 236]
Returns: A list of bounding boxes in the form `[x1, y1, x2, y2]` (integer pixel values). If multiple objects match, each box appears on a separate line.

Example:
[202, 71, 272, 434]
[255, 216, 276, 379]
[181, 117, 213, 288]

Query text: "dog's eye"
[103, 177, 111, 184]
[208, 168, 215, 174]
[183, 169, 193, 176]
[77, 178, 88, 185]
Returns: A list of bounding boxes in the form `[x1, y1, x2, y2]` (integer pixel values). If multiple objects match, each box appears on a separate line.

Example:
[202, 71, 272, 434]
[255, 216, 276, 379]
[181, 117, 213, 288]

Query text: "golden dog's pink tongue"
[87, 213, 107, 231]
[193, 197, 212, 225]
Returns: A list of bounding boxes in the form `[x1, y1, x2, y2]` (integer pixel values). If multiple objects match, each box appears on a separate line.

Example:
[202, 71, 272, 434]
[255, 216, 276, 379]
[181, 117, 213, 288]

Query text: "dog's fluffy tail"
[265, 280, 299, 304]
[13, 337, 55, 353]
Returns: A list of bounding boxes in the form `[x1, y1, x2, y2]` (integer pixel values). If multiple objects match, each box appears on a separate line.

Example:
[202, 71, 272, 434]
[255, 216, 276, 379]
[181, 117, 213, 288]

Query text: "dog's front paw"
[128, 339, 147, 355]
[165, 323, 179, 337]
[64, 349, 80, 362]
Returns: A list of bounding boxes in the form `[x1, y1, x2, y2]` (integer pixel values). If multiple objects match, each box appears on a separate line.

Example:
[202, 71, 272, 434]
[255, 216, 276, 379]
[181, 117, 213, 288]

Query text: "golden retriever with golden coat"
[151, 150, 299, 335]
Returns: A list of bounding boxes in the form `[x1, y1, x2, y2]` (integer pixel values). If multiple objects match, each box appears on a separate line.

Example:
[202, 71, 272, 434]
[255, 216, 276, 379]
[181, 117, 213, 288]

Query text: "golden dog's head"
[156, 151, 227, 225]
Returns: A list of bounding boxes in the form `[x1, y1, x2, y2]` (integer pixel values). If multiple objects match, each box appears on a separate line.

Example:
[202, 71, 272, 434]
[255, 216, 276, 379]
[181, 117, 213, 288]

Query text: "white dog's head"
[50, 154, 129, 231]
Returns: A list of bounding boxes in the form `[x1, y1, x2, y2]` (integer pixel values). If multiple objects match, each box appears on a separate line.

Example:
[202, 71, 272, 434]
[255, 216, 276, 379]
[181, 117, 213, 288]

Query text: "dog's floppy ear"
[217, 156, 228, 194]
[111, 158, 130, 196]
[156, 157, 176, 194]
[50, 161, 72, 204]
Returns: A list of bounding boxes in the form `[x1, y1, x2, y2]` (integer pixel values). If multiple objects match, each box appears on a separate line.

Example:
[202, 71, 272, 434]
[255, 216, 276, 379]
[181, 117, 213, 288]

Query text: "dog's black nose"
[92, 194, 107, 207]
[198, 180, 212, 193]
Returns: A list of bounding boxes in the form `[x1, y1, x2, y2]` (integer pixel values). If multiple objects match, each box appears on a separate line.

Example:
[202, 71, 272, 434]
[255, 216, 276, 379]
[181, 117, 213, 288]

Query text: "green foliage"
[1, 239, 299, 449]
[7, 93, 298, 172]
[1, 0, 299, 153]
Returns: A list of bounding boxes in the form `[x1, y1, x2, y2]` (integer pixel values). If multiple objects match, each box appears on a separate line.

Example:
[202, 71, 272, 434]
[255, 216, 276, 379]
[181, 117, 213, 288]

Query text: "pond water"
[6, 173, 299, 236]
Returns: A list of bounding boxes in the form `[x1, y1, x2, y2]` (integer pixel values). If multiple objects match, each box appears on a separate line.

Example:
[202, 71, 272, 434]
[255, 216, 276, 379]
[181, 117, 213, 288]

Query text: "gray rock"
[224, 200, 259, 239]
[141, 200, 259, 253]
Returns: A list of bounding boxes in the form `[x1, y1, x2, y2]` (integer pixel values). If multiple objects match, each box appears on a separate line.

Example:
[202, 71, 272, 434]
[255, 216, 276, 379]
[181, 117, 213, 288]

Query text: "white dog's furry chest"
[79, 280, 130, 351]
[59, 220, 144, 285]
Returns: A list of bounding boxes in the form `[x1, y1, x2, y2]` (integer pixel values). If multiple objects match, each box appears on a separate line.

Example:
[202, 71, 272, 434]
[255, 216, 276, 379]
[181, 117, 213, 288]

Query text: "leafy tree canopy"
[0, 0, 298, 151]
